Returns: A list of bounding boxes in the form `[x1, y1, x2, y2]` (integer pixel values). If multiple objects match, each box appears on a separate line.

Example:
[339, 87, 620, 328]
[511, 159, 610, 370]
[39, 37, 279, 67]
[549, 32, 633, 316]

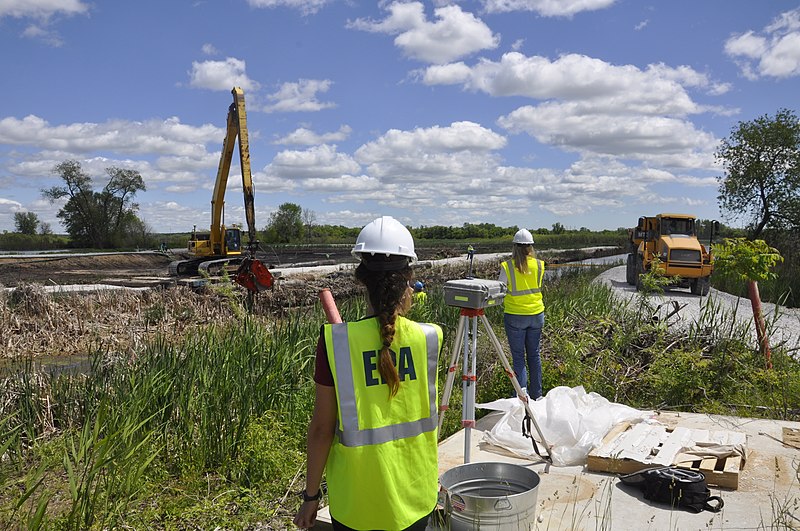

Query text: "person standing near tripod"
[294, 216, 443, 531]
[498, 228, 545, 400]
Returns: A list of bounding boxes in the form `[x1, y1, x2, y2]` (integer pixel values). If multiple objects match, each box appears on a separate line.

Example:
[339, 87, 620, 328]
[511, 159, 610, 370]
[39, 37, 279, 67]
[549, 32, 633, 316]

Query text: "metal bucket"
[439, 461, 540, 530]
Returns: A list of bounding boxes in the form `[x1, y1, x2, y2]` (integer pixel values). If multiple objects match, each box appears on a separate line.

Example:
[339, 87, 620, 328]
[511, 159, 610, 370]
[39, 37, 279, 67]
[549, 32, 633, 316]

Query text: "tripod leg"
[437, 315, 466, 436]
[463, 316, 478, 463]
[480, 314, 553, 461]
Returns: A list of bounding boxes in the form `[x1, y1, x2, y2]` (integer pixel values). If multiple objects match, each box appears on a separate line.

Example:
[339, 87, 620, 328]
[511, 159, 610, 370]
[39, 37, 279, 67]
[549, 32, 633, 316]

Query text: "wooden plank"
[783, 427, 800, 447]
[699, 458, 717, 473]
[619, 424, 666, 462]
[651, 427, 692, 466]
[592, 421, 633, 457]
[587, 421, 745, 489]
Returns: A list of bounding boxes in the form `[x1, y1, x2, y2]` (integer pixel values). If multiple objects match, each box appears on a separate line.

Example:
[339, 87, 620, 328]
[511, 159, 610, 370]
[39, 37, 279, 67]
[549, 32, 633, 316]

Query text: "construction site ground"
[311, 410, 800, 530]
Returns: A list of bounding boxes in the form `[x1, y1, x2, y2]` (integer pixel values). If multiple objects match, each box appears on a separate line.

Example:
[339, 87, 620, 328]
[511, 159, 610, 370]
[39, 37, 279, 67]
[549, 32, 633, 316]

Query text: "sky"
[1, 0, 799, 235]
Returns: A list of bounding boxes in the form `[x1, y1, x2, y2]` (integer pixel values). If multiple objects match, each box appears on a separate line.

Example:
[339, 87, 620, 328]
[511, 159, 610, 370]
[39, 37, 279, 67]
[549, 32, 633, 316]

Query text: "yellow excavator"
[169, 87, 273, 293]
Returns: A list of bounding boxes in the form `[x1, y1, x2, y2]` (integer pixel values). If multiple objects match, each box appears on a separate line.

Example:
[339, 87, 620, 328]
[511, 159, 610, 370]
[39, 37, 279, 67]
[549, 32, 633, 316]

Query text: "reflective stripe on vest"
[329, 320, 440, 447]
[504, 258, 544, 295]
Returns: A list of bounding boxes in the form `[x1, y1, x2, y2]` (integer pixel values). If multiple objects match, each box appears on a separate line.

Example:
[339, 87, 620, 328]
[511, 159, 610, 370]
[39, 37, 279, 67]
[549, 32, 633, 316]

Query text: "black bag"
[620, 466, 724, 513]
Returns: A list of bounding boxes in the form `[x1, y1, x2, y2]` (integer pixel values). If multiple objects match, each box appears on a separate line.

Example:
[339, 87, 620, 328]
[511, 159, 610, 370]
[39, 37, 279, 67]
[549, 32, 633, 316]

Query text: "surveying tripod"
[437, 306, 552, 464]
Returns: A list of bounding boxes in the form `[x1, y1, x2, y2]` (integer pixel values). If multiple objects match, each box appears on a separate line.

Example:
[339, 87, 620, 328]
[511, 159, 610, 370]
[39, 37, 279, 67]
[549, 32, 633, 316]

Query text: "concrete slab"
[312, 410, 800, 530]
[436, 410, 800, 530]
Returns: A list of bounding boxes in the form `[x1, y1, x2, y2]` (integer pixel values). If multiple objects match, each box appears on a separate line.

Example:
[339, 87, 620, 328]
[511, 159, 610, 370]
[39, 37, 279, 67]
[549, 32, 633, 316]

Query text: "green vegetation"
[41, 160, 148, 249]
[716, 108, 800, 238]
[2, 263, 799, 528]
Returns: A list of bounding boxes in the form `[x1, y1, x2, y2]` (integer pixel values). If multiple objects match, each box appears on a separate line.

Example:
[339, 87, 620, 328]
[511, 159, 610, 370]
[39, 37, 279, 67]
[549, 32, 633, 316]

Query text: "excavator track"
[198, 257, 243, 276]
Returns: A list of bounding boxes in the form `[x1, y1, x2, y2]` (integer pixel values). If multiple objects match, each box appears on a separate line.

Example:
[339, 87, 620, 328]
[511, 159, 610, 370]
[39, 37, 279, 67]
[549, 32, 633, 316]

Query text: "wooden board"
[783, 427, 800, 448]
[587, 422, 746, 489]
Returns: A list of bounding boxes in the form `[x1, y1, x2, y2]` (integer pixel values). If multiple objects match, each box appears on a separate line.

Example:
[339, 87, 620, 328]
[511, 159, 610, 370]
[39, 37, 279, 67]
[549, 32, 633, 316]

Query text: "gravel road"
[594, 264, 800, 355]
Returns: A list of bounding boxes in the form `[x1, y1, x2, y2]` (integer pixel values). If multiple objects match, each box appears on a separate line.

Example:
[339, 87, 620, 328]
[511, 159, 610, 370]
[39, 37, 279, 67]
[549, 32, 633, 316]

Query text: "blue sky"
[1, 1, 799, 235]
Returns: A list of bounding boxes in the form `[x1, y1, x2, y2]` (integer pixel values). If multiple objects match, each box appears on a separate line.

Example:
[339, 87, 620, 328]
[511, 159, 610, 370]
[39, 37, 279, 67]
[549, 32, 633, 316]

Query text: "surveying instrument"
[438, 251, 552, 464]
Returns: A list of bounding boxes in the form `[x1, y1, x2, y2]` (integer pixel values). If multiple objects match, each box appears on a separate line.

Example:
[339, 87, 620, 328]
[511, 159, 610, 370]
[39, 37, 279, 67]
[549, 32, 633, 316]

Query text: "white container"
[439, 461, 540, 530]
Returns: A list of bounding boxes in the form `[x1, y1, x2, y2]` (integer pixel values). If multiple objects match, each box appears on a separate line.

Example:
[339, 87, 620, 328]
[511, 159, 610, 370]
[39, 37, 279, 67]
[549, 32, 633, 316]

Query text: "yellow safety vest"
[501, 257, 545, 315]
[324, 316, 443, 530]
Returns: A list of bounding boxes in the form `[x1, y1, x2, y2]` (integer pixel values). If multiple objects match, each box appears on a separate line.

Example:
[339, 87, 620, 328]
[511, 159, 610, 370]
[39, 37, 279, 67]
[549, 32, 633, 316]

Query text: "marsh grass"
[1, 263, 799, 528]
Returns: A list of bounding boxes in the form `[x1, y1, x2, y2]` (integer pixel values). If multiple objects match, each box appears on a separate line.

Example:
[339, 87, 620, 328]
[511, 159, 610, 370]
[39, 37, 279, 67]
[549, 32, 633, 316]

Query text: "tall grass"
[1, 310, 321, 528]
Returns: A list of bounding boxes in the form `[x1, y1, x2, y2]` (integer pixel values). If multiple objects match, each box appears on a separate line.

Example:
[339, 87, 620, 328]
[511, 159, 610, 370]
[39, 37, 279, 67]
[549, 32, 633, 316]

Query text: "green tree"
[714, 238, 783, 367]
[13, 212, 39, 234]
[716, 108, 800, 238]
[42, 160, 146, 248]
[264, 202, 304, 243]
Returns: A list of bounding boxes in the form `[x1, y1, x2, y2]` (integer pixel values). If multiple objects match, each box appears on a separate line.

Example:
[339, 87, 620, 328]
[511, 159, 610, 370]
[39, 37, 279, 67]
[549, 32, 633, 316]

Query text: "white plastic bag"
[477, 385, 651, 466]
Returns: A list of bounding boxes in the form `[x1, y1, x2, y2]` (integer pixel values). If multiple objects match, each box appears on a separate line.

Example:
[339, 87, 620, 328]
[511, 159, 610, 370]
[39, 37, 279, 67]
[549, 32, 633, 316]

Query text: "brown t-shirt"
[313, 327, 334, 387]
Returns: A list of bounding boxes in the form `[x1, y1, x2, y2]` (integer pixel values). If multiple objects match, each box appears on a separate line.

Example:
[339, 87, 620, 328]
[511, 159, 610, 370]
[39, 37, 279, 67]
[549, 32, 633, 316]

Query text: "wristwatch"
[302, 488, 322, 502]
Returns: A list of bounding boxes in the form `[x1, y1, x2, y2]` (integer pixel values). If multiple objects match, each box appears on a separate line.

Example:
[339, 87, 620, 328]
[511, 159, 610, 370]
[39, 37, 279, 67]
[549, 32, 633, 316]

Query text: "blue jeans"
[504, 312, 544, 399]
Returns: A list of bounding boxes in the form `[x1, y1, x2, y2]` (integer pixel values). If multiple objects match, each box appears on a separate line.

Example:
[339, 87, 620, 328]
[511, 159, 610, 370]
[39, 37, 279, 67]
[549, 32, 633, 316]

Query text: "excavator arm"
[210, 87, 257, 253]
[227, 88, 273, 293]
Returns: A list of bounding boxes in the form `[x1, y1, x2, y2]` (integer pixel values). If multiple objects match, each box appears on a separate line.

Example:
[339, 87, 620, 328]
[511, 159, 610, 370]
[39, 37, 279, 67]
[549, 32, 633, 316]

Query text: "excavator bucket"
[235, 257, 274, 293]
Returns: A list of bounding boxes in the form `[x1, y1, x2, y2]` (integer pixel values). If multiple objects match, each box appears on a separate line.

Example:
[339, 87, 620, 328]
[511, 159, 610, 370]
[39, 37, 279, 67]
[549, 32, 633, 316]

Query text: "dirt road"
[595, 265, 800, 353]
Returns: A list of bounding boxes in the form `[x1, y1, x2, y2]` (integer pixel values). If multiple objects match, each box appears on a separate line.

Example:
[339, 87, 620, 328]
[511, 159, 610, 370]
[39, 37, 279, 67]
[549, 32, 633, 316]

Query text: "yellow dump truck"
[625, 213, 714, 295]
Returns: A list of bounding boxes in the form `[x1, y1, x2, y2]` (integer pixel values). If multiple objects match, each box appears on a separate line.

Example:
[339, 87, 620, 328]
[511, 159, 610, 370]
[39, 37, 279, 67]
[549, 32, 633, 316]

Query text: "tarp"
[477, 385, 652, 466]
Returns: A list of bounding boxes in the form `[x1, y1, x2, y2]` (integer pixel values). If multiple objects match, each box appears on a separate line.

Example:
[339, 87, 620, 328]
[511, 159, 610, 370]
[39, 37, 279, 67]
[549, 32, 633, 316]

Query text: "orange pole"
[747, 280, 772, 368]
[319, 289, 342, 324]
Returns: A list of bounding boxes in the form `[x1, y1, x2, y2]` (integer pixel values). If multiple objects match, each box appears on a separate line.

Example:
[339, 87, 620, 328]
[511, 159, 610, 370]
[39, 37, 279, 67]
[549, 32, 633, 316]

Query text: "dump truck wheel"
[625, 254, 636, 285]
[691, 277, 710, 296]
[634, 255, 644, 291]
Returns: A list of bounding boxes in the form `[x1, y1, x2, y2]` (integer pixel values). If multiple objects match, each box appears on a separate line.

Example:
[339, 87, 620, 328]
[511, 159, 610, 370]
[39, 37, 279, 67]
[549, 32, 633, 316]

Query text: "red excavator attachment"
[235, 257, 274, 293]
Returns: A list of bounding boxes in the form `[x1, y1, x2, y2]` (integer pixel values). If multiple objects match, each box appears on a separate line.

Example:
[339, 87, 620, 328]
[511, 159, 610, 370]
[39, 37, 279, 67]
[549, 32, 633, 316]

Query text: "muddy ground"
[0, 246, 618, 361]
[0, 244, 474, 288]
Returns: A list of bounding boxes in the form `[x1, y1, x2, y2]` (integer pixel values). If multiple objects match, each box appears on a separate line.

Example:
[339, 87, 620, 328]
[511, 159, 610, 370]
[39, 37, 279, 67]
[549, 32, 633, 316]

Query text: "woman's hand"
[293, 498, 320, 529]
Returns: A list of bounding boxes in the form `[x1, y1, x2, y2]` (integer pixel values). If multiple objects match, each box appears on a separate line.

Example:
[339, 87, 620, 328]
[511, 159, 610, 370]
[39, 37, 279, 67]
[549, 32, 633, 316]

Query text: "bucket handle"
[494, 497, 512, 511]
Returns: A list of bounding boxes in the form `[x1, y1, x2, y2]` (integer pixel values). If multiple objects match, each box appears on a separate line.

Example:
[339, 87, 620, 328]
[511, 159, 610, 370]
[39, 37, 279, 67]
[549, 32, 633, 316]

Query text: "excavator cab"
[225, 227, 242, 252]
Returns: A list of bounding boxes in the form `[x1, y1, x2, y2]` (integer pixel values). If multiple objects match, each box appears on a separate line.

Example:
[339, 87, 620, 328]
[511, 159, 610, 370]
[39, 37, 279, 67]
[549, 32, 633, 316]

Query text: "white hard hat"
[352, 216, 417, 267]
[513, 228, 534, 245]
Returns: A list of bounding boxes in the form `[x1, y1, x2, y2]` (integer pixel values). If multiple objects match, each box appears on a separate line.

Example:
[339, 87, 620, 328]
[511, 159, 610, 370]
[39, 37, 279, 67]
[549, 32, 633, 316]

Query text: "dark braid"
[355, 261, 413, 397]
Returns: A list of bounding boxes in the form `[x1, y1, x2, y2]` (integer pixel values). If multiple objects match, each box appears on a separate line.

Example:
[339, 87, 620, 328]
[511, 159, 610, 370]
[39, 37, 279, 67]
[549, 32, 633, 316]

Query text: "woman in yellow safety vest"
[498, 228, 545, 400]
[294, 216, 443, 531]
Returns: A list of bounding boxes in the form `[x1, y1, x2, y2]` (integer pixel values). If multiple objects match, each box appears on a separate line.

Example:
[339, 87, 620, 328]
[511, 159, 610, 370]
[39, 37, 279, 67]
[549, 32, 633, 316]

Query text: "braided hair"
[355, 255, 413, 398]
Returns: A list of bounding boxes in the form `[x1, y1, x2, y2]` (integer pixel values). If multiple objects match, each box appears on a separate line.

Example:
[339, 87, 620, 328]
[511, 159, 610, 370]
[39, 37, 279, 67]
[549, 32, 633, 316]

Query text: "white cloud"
[301, 174, 382, 192]
[0, 0, 88, 19]
[275, 125, 352, 145]
[2, 0, 89, 46]
[725, 8, 800, 79]
[266, 144, 361, 180]
[188, 58, 261, 91]
[480, 0, 617, 17]
[420, 52, 721, 166]
[0, 115, 223, 157]
[0, 197, 23, 209]
[262, 79, 336, 113]
[354, 121, 506, 186]
[348, 2, 499, 64]
[201, 43, 219, 55]
[246, 0, 331, 16]
[498, 101, 717, 167]
[424, 53, 716, 113]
